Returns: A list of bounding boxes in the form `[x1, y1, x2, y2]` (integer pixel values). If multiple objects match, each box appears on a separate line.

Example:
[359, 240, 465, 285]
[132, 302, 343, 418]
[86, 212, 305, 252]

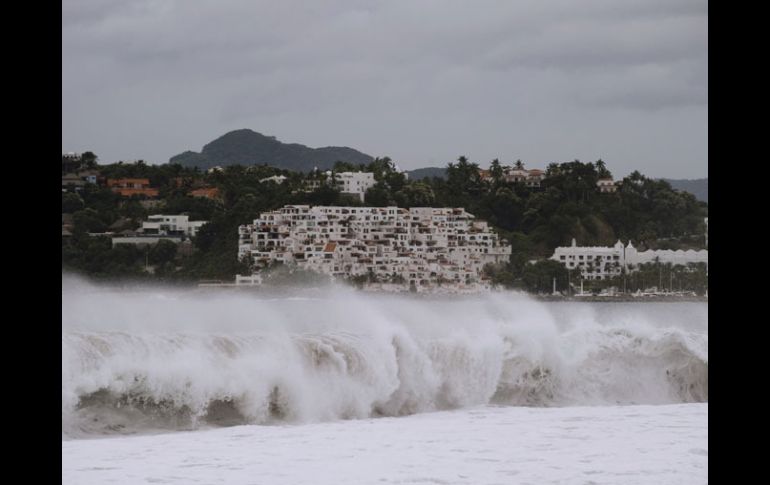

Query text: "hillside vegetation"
[62, 155, 707, 292]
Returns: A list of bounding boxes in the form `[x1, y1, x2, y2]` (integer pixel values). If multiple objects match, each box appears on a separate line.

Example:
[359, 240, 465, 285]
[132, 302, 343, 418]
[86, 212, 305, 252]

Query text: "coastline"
[533, 294, 708, 303]
[63, 275, 707, 302]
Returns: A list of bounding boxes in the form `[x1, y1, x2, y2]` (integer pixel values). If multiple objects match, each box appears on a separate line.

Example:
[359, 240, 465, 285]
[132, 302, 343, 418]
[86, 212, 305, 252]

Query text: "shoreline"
[63, 276, 707, 302]
[533, 294, 707, 303]
[196, 286, 708, 302]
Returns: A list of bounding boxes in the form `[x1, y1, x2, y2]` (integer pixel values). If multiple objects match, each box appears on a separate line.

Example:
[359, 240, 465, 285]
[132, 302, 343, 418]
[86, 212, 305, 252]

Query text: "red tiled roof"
[111, 188, 159, 197]
[107, 178, 151, 187]
[190, 187, 220, 199]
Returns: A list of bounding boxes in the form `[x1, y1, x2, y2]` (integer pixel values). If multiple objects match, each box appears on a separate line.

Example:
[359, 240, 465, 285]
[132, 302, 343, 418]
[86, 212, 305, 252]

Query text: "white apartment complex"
[551, 239, 708, 280]
[141, 214, 208, 237]
[238, 205, 512, 291]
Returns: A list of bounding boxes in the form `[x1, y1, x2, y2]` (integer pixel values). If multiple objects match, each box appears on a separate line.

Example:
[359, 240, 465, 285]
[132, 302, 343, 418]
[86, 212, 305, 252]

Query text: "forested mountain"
[169, 129, 373, 172]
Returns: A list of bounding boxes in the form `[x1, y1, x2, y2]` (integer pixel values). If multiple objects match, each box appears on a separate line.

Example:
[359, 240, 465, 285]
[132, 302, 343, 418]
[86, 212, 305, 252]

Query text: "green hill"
[169, 129, 374, 172]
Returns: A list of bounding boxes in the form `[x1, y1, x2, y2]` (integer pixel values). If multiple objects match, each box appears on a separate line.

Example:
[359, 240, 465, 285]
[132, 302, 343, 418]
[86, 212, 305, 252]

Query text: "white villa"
[300, 171, 377, 202]
[596, 178, 620, 193]
[504, 167, 545, 187]
[237, 205, 512, 291]
[551, 239, 708, 280]
[479, 164, 545, 188]
[141, 214, 208, 237]
[111, 215, 209, 247]
[334, 172, 376, 202]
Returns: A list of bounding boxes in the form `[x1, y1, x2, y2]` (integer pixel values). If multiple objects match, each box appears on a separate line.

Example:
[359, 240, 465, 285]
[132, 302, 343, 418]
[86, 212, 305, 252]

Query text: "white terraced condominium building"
[551, 239, 708, 280]
[238, 205, 512, 290]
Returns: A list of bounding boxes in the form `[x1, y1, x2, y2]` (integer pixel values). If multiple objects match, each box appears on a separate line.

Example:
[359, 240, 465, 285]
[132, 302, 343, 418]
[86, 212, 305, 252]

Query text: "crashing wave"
[62, 279, 707, 437]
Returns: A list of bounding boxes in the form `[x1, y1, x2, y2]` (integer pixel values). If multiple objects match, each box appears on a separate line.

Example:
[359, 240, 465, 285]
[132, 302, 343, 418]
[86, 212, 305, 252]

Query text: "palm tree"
[490, 158, 503, 185]
[596, 159, 610, 178]
[620, 266, 627, 293]
[81, 151, 98, 170]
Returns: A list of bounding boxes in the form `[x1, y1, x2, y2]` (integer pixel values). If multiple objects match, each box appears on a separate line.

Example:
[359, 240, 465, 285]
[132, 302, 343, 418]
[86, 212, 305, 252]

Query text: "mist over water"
[62, 275, 707, 438]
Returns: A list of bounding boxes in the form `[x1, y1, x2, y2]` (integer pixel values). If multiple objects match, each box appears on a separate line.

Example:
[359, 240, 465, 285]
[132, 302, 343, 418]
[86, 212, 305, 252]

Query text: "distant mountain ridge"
[405, 167, 447, 180]
[168, 131, 707, 203]
[662, 178, 708, 203]
[169, 129, 373, 172]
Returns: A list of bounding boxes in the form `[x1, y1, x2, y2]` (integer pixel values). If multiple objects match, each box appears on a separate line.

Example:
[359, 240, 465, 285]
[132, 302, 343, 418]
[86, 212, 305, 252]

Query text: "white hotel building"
[551, 239, 708, 280]
[238, 205, 511, 291]
[301, 171, 377, 202]
[334, 172, 376, 202]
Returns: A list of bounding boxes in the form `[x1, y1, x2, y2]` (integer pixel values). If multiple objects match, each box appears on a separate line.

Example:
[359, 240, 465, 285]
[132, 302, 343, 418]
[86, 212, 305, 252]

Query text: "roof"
[111, 188, 160, 197]
[107, 178, 151, 186]
[324, 242, 337, 253]
[190, 187, 220, 198]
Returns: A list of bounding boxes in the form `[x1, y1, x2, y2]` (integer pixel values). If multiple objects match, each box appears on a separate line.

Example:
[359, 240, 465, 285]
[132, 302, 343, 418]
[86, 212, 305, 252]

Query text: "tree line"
[62, 154, 707, 292]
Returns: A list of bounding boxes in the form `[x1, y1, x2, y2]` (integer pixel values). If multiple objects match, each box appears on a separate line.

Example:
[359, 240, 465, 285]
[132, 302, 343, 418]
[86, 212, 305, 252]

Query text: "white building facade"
[480, 165, 545, 188]
[238, 205, 511, 291]
[334, 172, 376, 202]
[596, 178, 619, 193]
[551, 239, 708, 280]
[141, 215, 208, 237]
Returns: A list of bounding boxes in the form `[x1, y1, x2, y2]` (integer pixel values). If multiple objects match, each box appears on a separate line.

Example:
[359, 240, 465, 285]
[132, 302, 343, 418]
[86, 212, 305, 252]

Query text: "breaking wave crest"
[62, 278, 707, 437]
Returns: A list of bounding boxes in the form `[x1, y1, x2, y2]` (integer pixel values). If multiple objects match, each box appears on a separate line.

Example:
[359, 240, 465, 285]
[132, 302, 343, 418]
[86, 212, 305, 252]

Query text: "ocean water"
[62, 276, 707, 484]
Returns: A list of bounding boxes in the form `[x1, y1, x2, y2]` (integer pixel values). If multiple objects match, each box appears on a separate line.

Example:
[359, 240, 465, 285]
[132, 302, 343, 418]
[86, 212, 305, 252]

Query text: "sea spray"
[62, 276, 708, 437]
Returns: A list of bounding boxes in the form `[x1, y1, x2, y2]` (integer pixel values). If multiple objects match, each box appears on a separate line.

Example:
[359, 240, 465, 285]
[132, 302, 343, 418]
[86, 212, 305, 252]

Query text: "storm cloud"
[62, 0, 707, 178]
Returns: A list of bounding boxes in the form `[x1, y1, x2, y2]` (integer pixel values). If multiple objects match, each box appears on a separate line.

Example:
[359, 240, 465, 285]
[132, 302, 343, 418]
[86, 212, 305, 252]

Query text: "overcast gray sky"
[62, 0, 707, 178]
